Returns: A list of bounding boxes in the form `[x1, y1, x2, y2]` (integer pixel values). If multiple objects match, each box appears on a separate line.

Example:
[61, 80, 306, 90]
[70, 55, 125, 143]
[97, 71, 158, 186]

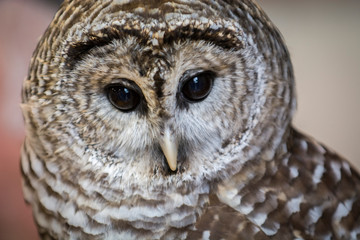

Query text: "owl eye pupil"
[106, 84, 141, 111]
[181, 71, 214, 102]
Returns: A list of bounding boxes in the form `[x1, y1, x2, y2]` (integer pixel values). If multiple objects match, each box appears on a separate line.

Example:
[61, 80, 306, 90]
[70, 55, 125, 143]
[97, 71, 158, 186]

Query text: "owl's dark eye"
[181, 71, 215, 102]
[105, 84, 141, 112]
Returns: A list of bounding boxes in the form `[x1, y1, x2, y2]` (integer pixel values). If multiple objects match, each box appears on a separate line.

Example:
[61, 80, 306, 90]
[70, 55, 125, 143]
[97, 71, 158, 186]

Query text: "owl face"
[23, 1, 295, 193]
[60, 38, 249, 186]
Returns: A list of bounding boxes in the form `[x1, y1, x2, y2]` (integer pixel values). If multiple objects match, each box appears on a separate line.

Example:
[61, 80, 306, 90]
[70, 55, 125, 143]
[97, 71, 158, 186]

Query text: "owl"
[21, 0, 360, 239]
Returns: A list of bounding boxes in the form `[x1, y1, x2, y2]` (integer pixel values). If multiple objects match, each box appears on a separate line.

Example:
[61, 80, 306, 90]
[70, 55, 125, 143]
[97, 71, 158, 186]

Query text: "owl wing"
[187, 128, 360, 240]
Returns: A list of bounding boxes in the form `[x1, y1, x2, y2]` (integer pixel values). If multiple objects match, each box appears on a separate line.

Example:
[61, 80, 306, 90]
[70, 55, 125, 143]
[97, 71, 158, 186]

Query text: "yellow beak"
[159, 128, 178, 171]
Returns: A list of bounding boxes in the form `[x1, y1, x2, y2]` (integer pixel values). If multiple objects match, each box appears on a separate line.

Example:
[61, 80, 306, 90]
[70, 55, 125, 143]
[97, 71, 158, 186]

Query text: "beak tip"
[164, 153, 177, 172]
[168, 163, 177, 172]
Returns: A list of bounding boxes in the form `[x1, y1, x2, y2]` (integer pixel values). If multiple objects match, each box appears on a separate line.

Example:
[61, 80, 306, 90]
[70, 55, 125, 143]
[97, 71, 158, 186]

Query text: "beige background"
[258, 0, 360, 168]
[0, 0, 359, 239]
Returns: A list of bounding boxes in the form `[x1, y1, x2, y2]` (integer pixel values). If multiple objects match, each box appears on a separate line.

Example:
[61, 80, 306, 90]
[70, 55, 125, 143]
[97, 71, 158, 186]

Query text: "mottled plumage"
[21, 0, 360, 239]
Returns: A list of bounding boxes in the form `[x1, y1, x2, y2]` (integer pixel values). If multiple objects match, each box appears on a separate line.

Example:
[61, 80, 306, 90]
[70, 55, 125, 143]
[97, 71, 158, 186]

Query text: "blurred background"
[0, 0, 359, 239]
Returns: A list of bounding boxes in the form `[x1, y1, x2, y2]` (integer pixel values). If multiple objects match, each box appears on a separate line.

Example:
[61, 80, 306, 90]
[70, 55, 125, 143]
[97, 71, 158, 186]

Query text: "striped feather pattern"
[21, 0, 360, 239]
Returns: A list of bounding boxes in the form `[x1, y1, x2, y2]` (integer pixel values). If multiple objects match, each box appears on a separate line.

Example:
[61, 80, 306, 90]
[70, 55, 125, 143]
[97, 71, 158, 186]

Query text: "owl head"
[22, 0, 295, 193]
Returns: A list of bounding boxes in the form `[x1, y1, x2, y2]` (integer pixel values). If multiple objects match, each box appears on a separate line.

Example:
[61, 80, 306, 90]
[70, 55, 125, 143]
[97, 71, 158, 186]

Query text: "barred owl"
[21, 0, 360, 239]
